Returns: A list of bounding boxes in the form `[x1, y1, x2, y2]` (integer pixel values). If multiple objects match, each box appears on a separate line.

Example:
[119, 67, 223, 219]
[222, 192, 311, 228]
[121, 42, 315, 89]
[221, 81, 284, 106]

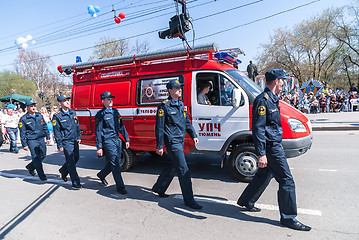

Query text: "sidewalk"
[307, 111, 359, 131]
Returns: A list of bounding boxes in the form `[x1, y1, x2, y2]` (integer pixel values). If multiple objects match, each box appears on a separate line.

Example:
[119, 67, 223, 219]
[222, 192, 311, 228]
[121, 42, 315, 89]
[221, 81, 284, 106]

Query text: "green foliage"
[0, 71, 37, 97]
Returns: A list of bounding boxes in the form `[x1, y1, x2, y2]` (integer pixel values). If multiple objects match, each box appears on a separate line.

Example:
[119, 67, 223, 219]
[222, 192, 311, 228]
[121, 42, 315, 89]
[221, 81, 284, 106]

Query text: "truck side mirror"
[232, 89, 244, 108]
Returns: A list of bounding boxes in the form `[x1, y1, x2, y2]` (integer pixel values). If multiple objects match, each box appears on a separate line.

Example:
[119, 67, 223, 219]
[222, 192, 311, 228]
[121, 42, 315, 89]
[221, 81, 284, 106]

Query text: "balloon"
[118, 12, 125, 19]
[14, 35, 35, 49]
[17, 37, 26, 44]
[88, 5, 96, 15]
[94, 6, 100, 13]
[92, 13, 97, 18]
[114, 17, 121, 24]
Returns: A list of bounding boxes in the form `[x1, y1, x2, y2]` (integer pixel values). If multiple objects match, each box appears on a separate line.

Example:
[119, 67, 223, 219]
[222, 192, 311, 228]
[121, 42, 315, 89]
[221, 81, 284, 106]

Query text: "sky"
[0, 0, 352, 75]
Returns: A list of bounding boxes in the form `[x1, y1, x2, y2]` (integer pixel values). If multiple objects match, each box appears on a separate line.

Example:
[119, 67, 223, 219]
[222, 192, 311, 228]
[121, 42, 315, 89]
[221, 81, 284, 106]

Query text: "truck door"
[191, 71, 249, 152]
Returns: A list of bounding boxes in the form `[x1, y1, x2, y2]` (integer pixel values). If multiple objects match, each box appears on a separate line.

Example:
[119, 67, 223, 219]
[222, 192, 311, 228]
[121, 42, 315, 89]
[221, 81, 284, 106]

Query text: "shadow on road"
[0, 184, 60, 240]
[0, 170, 279, 230]
[39, 148, 238, 183]
[94, 184, 280, 227]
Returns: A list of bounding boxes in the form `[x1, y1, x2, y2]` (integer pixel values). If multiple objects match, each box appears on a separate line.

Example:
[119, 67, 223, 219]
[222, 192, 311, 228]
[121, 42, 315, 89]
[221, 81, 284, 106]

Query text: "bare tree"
[89, 37, 151, 60]
[14, 50, 53, 93]
[131, 39, 150, 54]
[13, 50, 69, 108]
[258, 8, 343, 85]
[90, 37, 129, 60]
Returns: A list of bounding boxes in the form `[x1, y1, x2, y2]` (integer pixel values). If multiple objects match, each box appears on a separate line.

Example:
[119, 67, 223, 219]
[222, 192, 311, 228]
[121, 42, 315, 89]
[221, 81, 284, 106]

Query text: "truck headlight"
[288, 118, 307, 132]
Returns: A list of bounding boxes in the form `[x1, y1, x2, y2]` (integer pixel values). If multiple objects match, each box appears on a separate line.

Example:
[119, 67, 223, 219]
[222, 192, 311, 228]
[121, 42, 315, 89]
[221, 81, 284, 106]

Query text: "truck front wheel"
[229, 143, 258, 182]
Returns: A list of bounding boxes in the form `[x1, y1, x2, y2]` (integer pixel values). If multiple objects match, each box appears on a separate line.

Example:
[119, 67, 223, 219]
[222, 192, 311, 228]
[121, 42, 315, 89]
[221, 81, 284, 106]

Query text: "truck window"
[197, 73, 235, 106]
[137, 76, 184, 105]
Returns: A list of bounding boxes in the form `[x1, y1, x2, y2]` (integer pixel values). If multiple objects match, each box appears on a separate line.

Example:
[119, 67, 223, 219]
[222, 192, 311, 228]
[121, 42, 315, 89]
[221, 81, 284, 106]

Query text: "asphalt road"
[0, 131, 358, 240]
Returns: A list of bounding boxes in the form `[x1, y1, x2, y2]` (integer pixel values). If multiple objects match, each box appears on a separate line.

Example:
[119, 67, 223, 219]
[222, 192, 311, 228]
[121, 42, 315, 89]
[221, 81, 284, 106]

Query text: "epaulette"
[162, 99, 169, 104]
[264, 93, 269, 100]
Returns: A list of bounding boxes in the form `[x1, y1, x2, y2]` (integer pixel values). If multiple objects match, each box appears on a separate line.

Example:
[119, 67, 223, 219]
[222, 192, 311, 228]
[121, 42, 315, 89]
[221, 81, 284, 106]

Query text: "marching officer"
[151, 79, 202, 210]
[237, 69, 311, 231]
[95, 91, 130, 195]
[52, 95, 82, 188]
[19, 100, 51, 181]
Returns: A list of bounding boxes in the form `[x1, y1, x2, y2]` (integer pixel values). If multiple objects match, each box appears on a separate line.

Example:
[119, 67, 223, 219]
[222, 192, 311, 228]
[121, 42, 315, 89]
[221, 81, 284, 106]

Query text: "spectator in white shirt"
[1, 104, 20, 153]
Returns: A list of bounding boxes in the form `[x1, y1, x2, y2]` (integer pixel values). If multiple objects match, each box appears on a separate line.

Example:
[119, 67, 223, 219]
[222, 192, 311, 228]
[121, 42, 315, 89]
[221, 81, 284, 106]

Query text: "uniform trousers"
[6, 128, 19, 152]
[97, 138, 125, 190]
[59, 140, 80, 185]
[152, 142, 196, 205]
[26, 138, 47, 180]
[238, 141, 297, 223]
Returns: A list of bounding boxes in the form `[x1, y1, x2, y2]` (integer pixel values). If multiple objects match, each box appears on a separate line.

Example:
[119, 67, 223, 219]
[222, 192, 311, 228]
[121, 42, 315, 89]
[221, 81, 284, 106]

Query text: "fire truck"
[57, 43, 313, 181]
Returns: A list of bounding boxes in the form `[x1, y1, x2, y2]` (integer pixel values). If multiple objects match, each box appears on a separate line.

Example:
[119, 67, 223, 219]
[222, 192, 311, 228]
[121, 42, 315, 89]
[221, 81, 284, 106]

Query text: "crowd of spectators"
[0, 103, 59, 153]
[280, 85, 359, 114]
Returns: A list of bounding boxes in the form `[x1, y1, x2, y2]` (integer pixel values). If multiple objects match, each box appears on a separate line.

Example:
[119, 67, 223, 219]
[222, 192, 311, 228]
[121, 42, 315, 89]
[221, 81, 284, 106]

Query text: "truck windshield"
[225, 69, 262, 97]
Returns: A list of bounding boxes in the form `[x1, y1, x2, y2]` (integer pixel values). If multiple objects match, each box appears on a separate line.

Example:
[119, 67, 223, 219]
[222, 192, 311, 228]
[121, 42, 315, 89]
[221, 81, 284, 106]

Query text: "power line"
[0, 0, 320, 68]
[0, 0, 177, 51]
[0, 0, 205, 55]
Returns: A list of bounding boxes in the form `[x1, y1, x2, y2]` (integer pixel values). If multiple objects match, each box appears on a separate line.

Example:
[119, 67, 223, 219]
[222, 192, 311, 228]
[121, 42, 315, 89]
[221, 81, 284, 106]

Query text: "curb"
[312, 126, 359, 131]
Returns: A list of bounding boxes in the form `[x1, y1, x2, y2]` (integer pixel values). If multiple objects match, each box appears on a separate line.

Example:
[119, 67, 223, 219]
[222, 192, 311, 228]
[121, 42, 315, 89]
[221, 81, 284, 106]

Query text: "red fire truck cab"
[58, 43, 312, 181]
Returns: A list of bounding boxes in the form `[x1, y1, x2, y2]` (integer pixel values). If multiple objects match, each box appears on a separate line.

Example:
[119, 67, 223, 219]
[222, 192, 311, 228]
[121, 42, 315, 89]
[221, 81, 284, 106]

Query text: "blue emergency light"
[214, 52, 242, 68]
[76, 56, 82, 63]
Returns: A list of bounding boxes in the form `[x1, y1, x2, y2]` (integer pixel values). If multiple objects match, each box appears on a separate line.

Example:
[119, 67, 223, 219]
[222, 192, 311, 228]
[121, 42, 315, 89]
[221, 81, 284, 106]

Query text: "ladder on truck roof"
[57, 43, 218, 75]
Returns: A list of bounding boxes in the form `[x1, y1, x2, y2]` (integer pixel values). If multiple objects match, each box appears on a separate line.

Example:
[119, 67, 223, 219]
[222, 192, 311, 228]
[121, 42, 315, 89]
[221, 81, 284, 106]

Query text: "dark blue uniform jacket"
[155, 97, 197, 149]
[52, 109, 81, 149]
[252, 87, 283, 156]
[95, 107, 130, 149]
[18, 112, 50, 147]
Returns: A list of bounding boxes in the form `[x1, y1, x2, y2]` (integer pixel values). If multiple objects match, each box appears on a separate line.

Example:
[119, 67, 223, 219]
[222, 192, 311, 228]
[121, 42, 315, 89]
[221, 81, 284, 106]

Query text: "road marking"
[318, 169, 338, 172]
[174, 195, 322, 216]
[0, 172, 71, 185]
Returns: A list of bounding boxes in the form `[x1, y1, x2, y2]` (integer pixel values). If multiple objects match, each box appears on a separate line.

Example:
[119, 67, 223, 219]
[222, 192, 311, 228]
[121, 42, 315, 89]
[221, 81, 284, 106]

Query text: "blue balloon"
[88, 5, 96, 15]
[94, 6, 100, 13]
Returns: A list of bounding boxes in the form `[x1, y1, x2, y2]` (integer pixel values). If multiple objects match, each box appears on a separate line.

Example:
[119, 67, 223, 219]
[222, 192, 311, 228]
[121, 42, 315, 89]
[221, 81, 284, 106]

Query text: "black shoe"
[72, 183, 83, 189]
[25, 165, 36, 176]
[185, 202, 203, 210]
[59, 170, 67, 182]
[151, 188, 170, 198]
[97, 173, 108, 186]
[117, 188, 128, 195]
[39, 176, 47, 181]
[280, 220, 311, 231]
[237, 201, 261, 212]
[14, 150, 19, 154]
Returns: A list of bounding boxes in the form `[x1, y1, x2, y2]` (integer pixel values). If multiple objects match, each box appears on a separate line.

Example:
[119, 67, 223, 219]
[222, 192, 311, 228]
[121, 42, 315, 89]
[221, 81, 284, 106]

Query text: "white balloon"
[26, 35, 32, 41]
[92, 13, 97, 18]
[21, 43, 28, 49]
[18, 37, 26, 44]
[31, 40, 36, 45]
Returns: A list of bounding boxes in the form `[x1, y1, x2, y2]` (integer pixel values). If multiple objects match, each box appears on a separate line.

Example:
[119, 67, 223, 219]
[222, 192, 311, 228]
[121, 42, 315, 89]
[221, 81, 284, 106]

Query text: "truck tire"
[229, 142, 258, 182]
[120, 148, 136, 171]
